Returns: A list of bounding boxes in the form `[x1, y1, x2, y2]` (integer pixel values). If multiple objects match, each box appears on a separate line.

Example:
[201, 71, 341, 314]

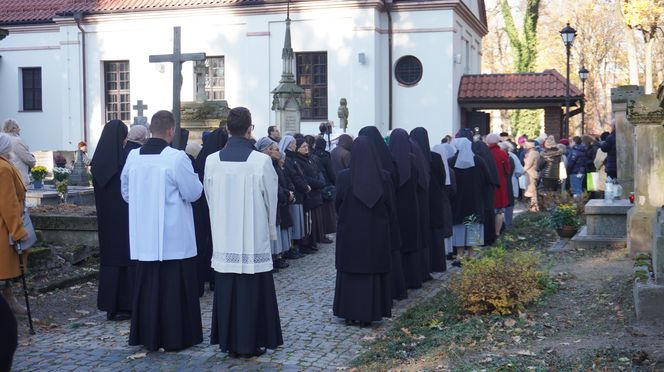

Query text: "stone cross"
[132, 99, 149, 127]
[149, 27, 206, 149]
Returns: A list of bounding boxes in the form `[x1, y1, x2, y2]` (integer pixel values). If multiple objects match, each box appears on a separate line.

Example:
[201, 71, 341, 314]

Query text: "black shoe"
[283, 250, 302, 259]
[451, 260, 462, 267]
[300, 247, 316, 254]
[252, 348, 266, 357]
[320, 238, 333, 244]
[275, 259, 290, 269]
[359, 321, 372, 327]
[446, 253, 456, 260]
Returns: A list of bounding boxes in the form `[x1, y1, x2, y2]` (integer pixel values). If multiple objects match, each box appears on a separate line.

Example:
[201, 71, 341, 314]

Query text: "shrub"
[451, 247, 543, 315]
[541, 203, 581, 230]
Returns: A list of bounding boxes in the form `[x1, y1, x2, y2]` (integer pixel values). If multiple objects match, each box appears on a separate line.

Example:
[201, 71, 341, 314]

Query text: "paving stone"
[14, 240, 453, 370]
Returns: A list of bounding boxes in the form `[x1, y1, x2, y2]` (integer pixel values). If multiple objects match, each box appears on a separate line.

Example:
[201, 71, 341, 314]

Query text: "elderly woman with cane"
[0, 133, 31, 316]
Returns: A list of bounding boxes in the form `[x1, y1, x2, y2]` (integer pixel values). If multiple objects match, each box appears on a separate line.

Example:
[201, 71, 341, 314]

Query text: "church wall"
[0, 26, 80, 151]
[391, 9, 456, 145]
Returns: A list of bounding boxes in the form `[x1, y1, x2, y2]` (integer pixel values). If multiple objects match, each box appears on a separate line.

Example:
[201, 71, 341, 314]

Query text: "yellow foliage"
[623, 0, 664, 36]
[451, 247, 542, 315]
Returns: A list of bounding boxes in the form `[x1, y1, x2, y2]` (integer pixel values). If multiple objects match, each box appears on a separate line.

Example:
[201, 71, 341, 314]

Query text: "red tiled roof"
[56, 0, 262, 15]
[0, 0, 69, 24]
[458, 69, 583, 102]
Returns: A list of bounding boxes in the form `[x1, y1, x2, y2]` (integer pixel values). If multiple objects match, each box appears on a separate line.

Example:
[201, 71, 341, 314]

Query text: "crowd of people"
[0, 109, 619, 366]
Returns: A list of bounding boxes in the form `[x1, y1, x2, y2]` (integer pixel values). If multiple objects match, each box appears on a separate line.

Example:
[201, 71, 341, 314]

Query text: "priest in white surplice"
[120, 110, 203, 351]
[204, 107, 283, 357]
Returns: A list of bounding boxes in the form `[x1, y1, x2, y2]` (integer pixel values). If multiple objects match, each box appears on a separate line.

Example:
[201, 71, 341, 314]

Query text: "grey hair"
[498, 141, 513, 152]
[2, 119, 20, 134]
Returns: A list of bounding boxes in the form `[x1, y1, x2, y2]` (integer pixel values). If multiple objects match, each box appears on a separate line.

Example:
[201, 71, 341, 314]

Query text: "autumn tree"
[623, 0, 664, 93]
[500, 0, 542, 137]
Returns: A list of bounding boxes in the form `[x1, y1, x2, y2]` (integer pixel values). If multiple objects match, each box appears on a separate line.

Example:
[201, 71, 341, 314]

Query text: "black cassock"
[128, 138, 202, 352]
[449, 154, 491, 230]
[91, 120, 134, 316]
[210, 137, 283, 355]
[472, 141, 500, 246]
[333, 169, 394, 322]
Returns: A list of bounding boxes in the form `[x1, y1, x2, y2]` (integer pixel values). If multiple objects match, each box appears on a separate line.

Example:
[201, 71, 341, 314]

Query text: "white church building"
[0, 0, 487, 151]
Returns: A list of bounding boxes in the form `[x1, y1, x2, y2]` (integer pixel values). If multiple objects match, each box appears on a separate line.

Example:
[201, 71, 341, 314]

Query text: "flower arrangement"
[53, 167, 71, 203]
[31, 165, 48, 181]
[542, 204, 581, 237]
[53, 167, 71, 182]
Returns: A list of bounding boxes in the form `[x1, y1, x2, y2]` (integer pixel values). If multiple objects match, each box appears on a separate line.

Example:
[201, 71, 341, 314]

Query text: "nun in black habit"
[388, 129, 423, 290]
[91, 119, 133, 321]
[193, 128, 229, 296]
[333, 136, 395, 324]
[409, 138, 433, 281]
[410, 127, 448, 273]
[358, 126, 407, 301]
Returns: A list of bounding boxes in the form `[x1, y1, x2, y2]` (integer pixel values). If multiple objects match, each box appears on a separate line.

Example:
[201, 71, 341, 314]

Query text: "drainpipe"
[74, 12, 88, 143]
[383, 0, 393, 130]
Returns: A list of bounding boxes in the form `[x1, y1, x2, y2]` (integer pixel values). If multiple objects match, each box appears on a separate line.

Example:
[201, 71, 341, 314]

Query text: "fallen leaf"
[504, 318, 517, 328]
[127, 352, 147, 360]
[361, 335, 376, 342]
[75, 310, 90, 316]
[516, 350, 535, 356]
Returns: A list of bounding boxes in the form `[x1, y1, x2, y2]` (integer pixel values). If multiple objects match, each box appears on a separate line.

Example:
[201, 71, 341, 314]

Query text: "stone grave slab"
[570, 199, 631, 250]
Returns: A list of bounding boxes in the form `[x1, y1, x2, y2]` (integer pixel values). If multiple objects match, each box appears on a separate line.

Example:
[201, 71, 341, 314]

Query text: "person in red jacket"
[486, 133, 511, 236]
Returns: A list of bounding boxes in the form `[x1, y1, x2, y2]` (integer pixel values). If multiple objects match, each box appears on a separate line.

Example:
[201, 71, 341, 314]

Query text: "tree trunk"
[645, 36, 654, 94]
[625, 27, 640, 86]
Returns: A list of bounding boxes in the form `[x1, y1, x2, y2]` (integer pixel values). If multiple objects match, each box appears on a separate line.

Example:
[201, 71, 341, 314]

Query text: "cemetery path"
[11, 239, 451, 371]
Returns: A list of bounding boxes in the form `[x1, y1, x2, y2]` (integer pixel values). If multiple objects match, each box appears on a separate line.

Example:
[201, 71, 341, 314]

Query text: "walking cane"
[13, 239, 35, 335]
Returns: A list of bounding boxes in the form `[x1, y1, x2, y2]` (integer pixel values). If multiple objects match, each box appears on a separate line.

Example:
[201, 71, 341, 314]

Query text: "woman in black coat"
[333, 136, 395, 325]
[90, 120, 133, 320]
[281, 135, 310, 259]
[411, 127, 447, 273]
[313, 138, 337, 237]
[389, 129, 423, 290]
[292, 138, 326, 252]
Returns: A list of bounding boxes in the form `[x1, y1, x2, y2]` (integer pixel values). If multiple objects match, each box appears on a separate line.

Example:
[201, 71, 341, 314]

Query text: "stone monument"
[69, 150, 90, 186]
[271, 5, 305, 135]
[179, 60, 230, 144]
[337, 98, 349, 133]
[610, 85, 643, 195]
[132, 100, 149, 127]
[625, 87, 664, 255]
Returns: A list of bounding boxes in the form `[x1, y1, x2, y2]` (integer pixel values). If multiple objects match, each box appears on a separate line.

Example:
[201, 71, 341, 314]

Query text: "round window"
[395, 55, 423, 86]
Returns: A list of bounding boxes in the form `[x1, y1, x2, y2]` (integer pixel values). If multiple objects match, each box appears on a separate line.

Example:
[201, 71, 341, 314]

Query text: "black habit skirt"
[129, 258, 203, 351]
[430, 228, 447, 272]
[483, 209, 497, 246]
[197, 239, 214, 297]
[390, 250, 407, 301]
[309, 207, 327, 244]
[333, 271, 391, 323]
[98, 265, 135, 314]
[401, 251, 423, 289]
[320, 201, 337, 234]
[211, 271, 283, 354]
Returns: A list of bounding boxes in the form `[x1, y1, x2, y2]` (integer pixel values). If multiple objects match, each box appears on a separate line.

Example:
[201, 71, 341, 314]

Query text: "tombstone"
[570, 199, 631, 250]
[610, 85, 643, 195]
[625, 89, 664, 255]
[33, 151, 55, 175]
[149, 26, 206, 149]
[271, 10, 305, 135]
[69, 150, 90, 186]
[132, 100, 149, 127]
[180, 59, 230, 144]
[633, 207, 664, 321]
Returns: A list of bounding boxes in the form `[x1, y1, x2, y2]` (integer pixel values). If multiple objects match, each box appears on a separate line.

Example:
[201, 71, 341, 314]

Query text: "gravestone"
[149, 26, 206, 149]
[132, 100, 149, 127]
[69, 150, 90, 186]
[271, 11, 304, 135]
[570, 199, 631, 250]
[625, 89, 664, 255]
[180, 60, 230, 143]
[33, 151, 54, 175]
[610, 85, 643, 195]
[633, 207, 664, 321]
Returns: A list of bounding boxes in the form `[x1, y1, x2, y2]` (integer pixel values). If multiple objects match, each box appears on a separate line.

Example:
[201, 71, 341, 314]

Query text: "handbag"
[8, 207, 37, 251]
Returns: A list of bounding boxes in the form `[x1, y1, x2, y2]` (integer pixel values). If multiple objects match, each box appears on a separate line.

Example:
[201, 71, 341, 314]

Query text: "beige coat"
[523, 149, 540, 198]
[0, 157, 28, 280]
[8, 134, 36, 186]
[594, 148, 608, 191]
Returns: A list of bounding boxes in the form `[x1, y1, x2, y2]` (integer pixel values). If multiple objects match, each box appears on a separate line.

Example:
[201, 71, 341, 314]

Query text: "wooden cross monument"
[133, 100, 148, 117]
[149, 27, 206, 149]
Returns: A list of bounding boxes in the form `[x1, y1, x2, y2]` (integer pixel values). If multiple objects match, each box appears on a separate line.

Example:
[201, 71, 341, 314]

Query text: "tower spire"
[281, 0, 294, 81]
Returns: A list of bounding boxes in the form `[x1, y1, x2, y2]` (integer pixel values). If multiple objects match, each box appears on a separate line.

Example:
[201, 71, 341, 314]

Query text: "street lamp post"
[560, 23, 577, 139]
[578, 66, 589, 134]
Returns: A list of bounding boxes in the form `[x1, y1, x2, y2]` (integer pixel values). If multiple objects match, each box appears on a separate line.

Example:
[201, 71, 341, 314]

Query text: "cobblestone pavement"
[12, 240, 451, 371]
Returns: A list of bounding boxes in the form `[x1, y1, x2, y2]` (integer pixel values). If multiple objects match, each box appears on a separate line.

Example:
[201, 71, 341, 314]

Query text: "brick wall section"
[544, 107, 563, 140]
